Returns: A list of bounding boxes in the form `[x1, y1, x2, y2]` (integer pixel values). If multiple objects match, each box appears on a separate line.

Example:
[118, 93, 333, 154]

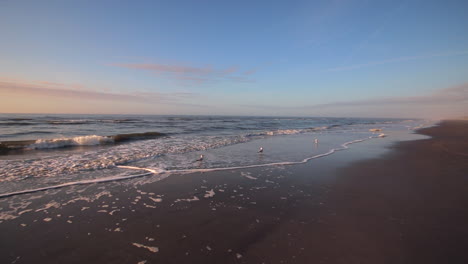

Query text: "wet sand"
[1, 120, 467, 264]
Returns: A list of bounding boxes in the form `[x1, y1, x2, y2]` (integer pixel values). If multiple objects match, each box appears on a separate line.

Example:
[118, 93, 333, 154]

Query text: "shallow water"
[0, 114, 431, 197]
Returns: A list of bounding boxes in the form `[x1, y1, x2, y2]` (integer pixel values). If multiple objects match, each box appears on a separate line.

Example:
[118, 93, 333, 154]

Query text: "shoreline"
[0, 133, 378, 199]
[1, 120, 467, 263]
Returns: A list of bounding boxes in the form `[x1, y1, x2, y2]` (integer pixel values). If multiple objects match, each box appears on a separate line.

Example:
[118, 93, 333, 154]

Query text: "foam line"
[0, 136, 374, 199]
[117, 165, 165, 174]
[0, 171, 153, 199]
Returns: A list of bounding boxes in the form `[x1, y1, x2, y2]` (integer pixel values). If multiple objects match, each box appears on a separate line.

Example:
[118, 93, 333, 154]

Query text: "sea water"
[0, 114, 429, 197]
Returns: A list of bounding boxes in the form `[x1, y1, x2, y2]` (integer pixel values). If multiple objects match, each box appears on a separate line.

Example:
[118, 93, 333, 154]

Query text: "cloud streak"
[110, 62, 255, 84]
[311, 83, 468, 108]
[327, 50, 468, 72]
[240, 83, 468, 118]
[0, 78, 196, 104]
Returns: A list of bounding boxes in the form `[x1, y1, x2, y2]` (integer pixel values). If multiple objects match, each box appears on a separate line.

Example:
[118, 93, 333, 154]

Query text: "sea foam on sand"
[132, 243, 159, 253]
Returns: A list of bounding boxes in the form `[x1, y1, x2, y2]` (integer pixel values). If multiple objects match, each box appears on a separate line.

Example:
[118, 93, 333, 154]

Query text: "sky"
[1, 0, 467, 118]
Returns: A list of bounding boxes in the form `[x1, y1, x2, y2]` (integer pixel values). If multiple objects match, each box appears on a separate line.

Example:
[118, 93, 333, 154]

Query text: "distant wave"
[246, 126, 329, 137]
[111, 132, 166, 142]
[0, 131, 166, 152]
[1, 131, 54, 138]
[100, 118, 143, 123]
[0, 118, 146, 127]
[0, 122, 36, 126]
[47, 120, 92, 125]
[167, 117, 195, 121]
[5, 118, 34, 121]
[46, 119, 144, 125]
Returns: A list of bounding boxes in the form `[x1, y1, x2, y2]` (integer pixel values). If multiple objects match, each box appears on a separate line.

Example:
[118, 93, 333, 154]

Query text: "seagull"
[196, 154, 204, 161]
[314, 138, 319, 144]
[258, 147, 263, 153]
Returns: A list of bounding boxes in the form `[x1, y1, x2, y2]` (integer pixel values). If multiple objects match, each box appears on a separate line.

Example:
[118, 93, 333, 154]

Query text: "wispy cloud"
[242, 62, 274, 76]
[240, 83, 468, 117]
[0, 78, 196, 104]
[327, 50, 468, 72]
[110, 62, 255, 84]
[112, 63, 213, 75]
[311, 83, 468, 107]
[243, 68, 257, 75]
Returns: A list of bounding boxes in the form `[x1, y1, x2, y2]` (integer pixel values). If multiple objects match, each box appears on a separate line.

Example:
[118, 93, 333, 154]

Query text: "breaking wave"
[0, 132, 167, 152]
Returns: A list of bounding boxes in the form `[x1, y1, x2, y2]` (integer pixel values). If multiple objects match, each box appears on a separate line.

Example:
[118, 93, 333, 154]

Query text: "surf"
[0, 131, 167, 153]
[0, 135, 376, 199]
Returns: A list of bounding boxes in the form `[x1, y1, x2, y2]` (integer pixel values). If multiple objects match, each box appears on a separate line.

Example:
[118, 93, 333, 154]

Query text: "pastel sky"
[1, 0, 467, 118]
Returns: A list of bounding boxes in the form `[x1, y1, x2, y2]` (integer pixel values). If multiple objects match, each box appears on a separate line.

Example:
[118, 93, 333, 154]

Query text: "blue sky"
[1, 0, 467, 118]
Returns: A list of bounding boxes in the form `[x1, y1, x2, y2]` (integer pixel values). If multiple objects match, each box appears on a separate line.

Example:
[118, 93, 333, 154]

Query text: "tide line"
[0, 172, 153, 199]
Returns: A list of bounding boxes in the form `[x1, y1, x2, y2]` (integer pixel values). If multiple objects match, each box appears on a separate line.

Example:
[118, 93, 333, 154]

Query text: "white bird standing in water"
[196, 154, 204, 161]
[258, 147, 263, 153]
[314, 138, 319, 144]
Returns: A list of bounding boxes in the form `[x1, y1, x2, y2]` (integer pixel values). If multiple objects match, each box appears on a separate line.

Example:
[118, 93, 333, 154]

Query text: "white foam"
[241, 172, 257, 180]
[174, 196, 200, 203]
[18, 209, 32, 215]
[109, 209, 120, 215]
[204, 189, 215, 198]
[132, 243, 159, 253]
[35, 201, 61, 212]
[118, 165, 165, 174]
[149, 197, 162, 203]
[28, 135, 113, 149]
[0, 172, 153, 198]
[251, 127, 327, 137]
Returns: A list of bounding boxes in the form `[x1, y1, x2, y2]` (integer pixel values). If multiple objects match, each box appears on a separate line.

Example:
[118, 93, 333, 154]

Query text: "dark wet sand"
[1, 120, 468, 264]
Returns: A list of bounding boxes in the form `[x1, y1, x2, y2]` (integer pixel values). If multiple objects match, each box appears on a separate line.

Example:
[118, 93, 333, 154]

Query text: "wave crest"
[28, 135, 114, 149]
[0, 131, 167, 152]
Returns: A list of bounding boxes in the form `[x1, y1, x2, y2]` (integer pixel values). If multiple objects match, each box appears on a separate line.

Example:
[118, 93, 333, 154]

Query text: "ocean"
[0, 114, 427, 198]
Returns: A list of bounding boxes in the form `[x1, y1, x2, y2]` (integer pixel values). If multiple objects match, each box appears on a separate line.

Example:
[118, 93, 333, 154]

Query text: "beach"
[1, 120, 467, 264]
[2, 0, 468, 262]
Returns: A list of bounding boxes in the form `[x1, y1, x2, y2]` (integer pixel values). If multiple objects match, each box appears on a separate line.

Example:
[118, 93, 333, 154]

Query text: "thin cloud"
[314, 83, 468, 108]
[110, 62, 254, 84]
[243, 68, 257, 75]
[0, 79, 196, 104]
[240, 83, 468, 113]
[327, 50, 468, 72]
[222, 66, 238, 74]
[243, 62, 274, 76]
[112, 63, 213, 75]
